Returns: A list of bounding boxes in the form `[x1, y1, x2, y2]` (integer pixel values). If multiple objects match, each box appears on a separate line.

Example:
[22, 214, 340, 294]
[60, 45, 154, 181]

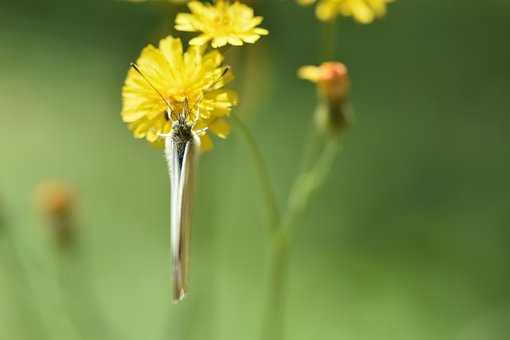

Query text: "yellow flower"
[121, 36, 238, 151]
[175, 0, 269, 48]
[298, 0, 392, 23]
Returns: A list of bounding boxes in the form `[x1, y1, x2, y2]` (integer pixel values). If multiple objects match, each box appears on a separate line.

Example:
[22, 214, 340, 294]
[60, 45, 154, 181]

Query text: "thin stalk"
[232, 114, 280, 230]
[261, 229, 290, 340]
[56, 246, 121, 340]
[297, 124, 323, 176]
[261, 135, 341, 340]
[1, 228, 50, 340]
[259, 128, 327, 340]
[321, 20, 337, 60]
[284, 136, 340, 230]
[235, 116, 341, 340]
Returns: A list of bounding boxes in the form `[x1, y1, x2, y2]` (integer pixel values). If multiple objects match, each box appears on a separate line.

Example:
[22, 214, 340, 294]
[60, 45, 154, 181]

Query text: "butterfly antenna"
[207, 66, 230, 92]
[130, 63, 175, 116]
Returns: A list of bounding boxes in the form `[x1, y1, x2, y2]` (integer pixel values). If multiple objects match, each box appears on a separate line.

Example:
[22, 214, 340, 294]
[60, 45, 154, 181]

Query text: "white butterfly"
[130, 64, 231, 302]
[130, 64, 199, 302]
[165, 110, 200, 302]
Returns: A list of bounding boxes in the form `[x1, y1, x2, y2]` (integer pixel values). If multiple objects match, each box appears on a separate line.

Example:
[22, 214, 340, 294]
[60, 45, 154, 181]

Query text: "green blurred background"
[1, 1, 510, 339]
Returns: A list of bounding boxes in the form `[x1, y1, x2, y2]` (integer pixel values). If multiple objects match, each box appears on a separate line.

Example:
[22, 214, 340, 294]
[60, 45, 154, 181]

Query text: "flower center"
[212, 13, 233, 33]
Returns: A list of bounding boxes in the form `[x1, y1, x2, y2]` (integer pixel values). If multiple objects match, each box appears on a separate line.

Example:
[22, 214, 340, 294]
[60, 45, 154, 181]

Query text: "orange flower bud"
[299, 62, 352, 133]
[315, 62, 350, 103]
[35, 181, 76, 248]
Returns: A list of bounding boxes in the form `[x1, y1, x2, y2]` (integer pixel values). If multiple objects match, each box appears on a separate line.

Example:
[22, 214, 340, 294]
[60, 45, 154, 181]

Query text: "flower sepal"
[314, 97, 352, 134]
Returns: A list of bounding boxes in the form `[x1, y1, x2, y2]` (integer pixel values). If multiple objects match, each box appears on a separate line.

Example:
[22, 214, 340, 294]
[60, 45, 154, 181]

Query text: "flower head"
[299, 62, 351, 132]
[121, 36, 238, 151]
[299, 62, 350, 102]
[175, 0, 269, 48]
[298, 0, 392, 23]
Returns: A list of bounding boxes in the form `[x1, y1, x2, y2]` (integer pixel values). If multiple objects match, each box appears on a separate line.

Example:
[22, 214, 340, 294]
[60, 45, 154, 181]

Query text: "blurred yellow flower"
[298, 0, 392, 23]
[175, 0, 269, 48]
[121, 36, 238, 151]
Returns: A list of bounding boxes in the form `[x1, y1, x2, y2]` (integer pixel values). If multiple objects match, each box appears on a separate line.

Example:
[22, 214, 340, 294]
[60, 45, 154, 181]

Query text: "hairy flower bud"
[299, 61, 351, 133]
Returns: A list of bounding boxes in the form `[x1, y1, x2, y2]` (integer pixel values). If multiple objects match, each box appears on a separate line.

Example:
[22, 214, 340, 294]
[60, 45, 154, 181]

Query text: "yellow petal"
[184, 46, 202, 70]
[122, 110, 146, 123]
[147, 127, 160, 143]
[175, 13, 198, 32]
[199, 134, 213, 152]
[316, 1, 337, 21]
[349, 1, 375, 24]
[132, 120, 149, 139]
[298, 65, 321, 82]
[159, 36, 184, 72]
[249, 16, 264, 27]
[227, 37, 243, 46]
[189, 34, 212, 46]
[203, 49, 224, 69]
[241, 34, 261, 44]
[367, 0, 387, 16]
[209, 119, 231, 139]
[254, 28, 269, 35]
[188, 1, 206, 14]
[211, 37, 228, 48]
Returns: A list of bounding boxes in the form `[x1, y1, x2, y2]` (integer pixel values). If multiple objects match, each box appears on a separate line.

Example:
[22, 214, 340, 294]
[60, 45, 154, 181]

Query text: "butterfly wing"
[166, 134, 199, 302]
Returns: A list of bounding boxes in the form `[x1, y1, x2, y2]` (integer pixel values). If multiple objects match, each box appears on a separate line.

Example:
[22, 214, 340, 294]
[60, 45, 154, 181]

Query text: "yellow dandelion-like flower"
[298, 0, 392, 23]
[121, 35, 238, 151]
[175, 0, 269, 48]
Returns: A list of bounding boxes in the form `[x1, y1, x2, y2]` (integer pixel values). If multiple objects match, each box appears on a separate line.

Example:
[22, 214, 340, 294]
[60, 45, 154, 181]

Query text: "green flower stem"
[263, 136, 340, 340]
[56, 246, 120, 340]
[296, 125, 323, 185]
[234, 113, 341, 340]
[232, 114, 281, 230]
[283, 135, 340, 231]
[1, 228, 50, 340]
[261, 229, 290, 340]
[321, 20, 337, 61]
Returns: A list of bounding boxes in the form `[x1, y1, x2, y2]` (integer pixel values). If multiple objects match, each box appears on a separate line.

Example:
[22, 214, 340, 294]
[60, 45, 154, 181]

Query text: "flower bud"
[298, 61, 351, 134]
[35, 181, 76, 248]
